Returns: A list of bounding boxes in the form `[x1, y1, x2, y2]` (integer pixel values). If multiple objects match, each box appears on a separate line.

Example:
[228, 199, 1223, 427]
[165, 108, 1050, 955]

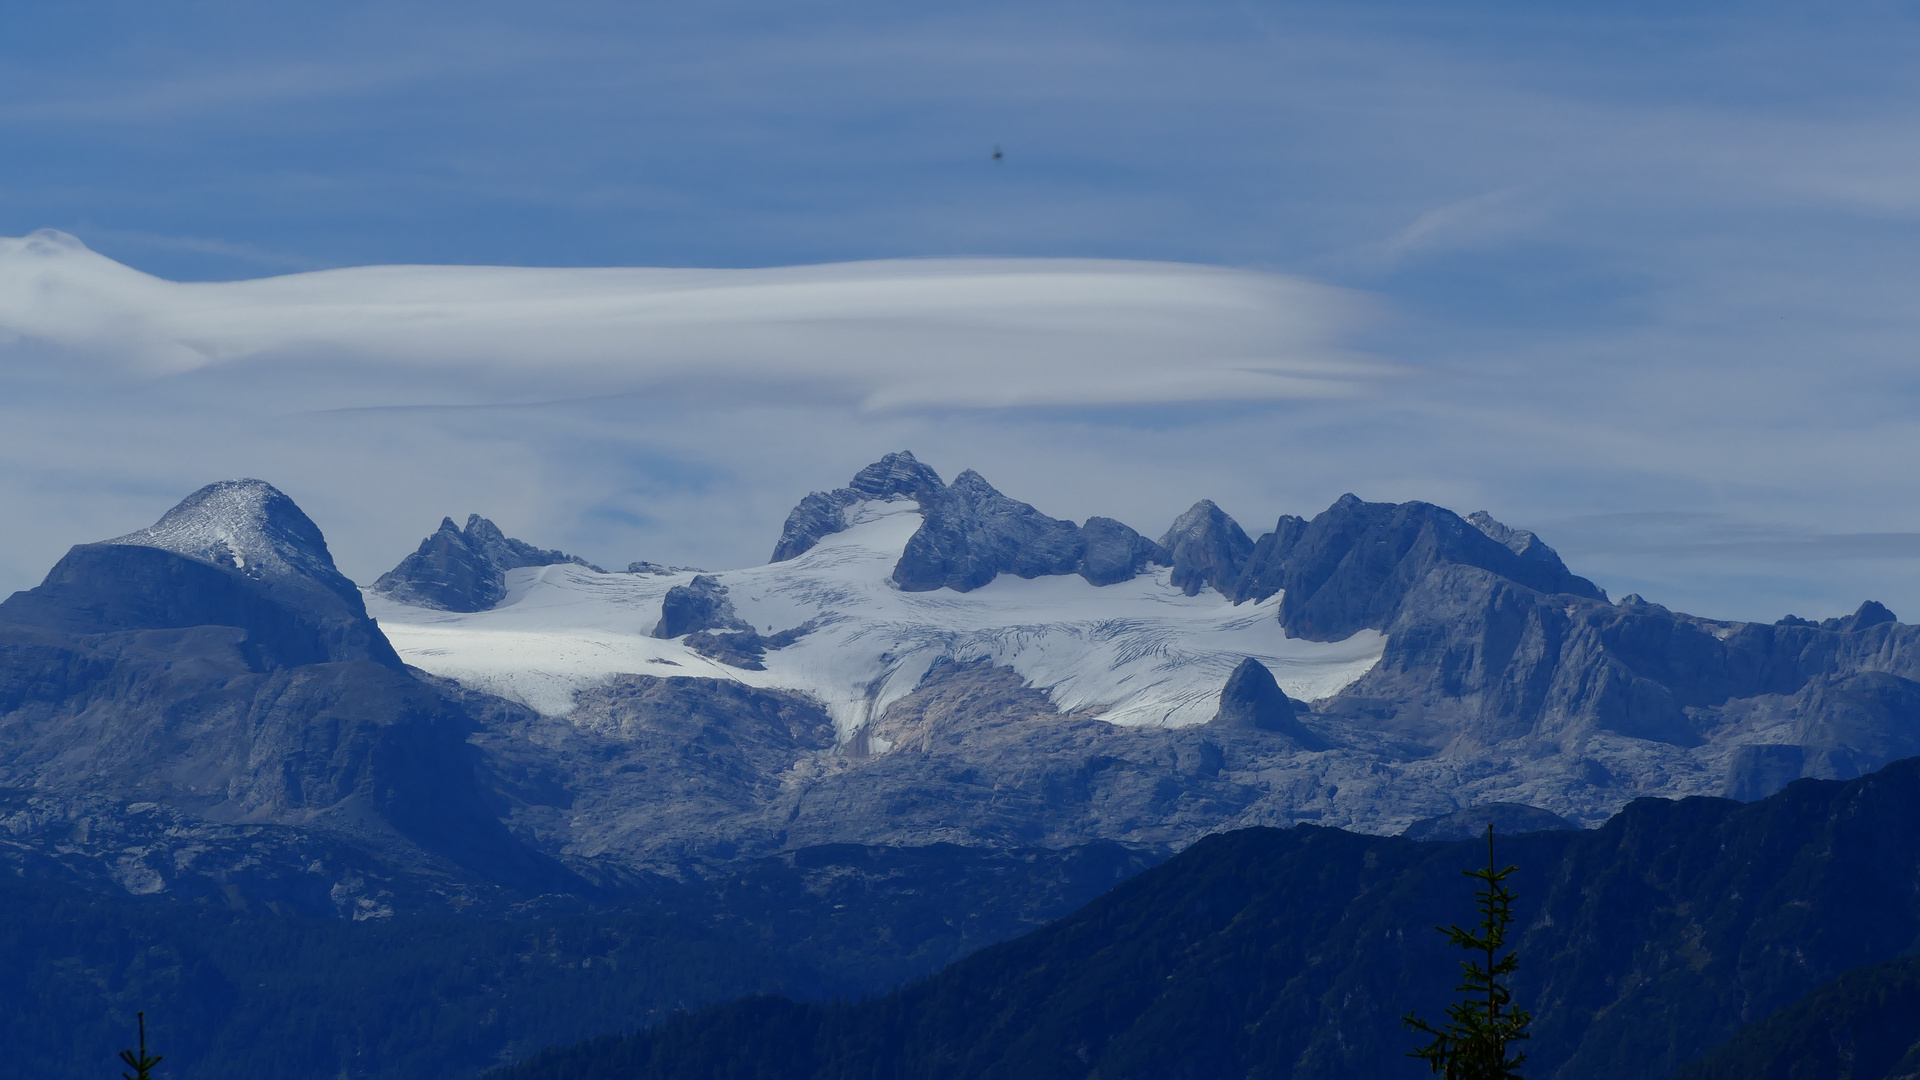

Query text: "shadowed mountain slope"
[1677, 954, 1920, 1080]
[0, 480, 574, 902]
[495, 758, 1920, 1080]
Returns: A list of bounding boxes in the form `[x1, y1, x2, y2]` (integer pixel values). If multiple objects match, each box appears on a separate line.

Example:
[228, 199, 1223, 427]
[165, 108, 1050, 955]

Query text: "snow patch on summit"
[368, 497, 1386, 742]
[108, 478, 347, 589]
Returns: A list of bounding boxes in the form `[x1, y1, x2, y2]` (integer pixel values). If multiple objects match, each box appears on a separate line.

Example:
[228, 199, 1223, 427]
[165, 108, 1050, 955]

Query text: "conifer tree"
[1403, 825, 1532, 1079]
[118, 1011, 162, 1080]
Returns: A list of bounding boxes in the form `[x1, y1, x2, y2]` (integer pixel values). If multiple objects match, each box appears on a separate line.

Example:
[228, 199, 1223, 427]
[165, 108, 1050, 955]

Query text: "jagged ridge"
[374, 514, 601, 613]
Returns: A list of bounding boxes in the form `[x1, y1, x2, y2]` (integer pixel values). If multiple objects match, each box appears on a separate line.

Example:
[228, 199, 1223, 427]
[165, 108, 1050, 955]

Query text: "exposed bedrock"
[1336, 559, 1920, 777]
[770, 451, 946, 562]
[1159, 499, 1254, 597]
[1078, 516, 1170, 587]
[1251, 494, 1606, 640]
[465, 660, 1368, 872]
[893, 470, 1085, 592]
[892, 470, 1168, 592]
[374, 514, 600, 613]
[653, 575, 748, 639]
[1209, 657, 1327, 749]
[1231, 513, 1308, 603]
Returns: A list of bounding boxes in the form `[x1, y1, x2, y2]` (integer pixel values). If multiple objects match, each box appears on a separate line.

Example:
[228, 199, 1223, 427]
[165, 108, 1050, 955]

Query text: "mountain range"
[4, 455, 1919, 1079]
[361, 450, 1920, 874]
[6, 453, 1920, 899]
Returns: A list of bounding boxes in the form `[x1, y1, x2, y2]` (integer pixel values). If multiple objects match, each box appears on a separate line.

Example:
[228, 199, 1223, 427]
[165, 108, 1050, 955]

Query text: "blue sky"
[4, 0, 1920, 622]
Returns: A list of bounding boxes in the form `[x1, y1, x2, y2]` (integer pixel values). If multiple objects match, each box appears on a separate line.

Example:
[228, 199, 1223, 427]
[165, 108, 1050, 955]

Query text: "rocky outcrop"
[1078, 517, 1169, 587]
[1231, 514, 1308, 603]
[892, 470, 1169, 592]
[1330, 552, 1920, 797]
[465, 673, 841, 868]
[1468, 510, 1576, 573]
[771, 452, 946, 562]
[779, 453, 1171, 591]
[1208, 658, 1326, 749]
[374, 514, 599, 613]
[1159, 500, 1254, 597]
[893, 471, 1087, 592]
[653, 575, 747, 639]
[1257, 494, 1605, 640]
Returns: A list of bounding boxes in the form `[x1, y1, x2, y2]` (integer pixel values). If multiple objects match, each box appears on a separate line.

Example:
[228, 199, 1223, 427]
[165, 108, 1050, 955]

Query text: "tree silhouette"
[1403, 825, 1532, 1079]
[119, 1011, 162, 1080]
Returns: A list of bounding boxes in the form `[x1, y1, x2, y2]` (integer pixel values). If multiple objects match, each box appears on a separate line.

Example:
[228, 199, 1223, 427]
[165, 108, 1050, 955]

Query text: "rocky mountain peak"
[1824, 600, 1899, 633]
[1159, 500, 1254, 597]
[1208, 657, 1326, 748]
[846, 451, 945, 502]
[772, 451, 947, 563]
[893, 469, 1085, 592]
[1267, 494, 1606, 640]
[4, 479, 400, 669]
[108, 478, 356, 602]
[1467, 510, 1573, 572]
[373, 515, 598, 613]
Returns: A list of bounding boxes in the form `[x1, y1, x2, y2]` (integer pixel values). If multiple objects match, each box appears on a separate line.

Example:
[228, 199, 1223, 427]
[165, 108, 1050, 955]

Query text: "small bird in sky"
[991, 145, 1003, 162]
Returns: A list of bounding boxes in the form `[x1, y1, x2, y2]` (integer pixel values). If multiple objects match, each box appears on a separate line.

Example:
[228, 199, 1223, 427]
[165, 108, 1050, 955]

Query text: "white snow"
[367, 498, 1386, 743]
[108, 478, 338, 584]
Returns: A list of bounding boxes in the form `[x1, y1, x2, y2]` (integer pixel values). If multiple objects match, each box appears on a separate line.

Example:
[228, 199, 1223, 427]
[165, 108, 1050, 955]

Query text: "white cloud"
[0, 231, 1385, 410]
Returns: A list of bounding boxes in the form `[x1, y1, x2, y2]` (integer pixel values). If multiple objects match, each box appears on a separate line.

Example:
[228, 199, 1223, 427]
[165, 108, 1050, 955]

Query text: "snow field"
[367, 499, 1386, 744]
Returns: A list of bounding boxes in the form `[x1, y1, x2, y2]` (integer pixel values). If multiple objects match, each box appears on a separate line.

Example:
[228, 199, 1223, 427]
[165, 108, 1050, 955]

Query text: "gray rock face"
[470, 659, 1338, 869]
[1159, 500, 1254, 597]
[846, 451, 947, 502]
[109, 479, 362, 601]
[1209, 658, 1326, 749]
[1338, 556, 1920, 797]
[771, 451, 945, 562]
[779, 453, 1166, 591]
[1825, 599, 1898, 632]
[1400, 802, 1578, 841]
[4, 480, 399, 671]
[0, 482, 579, 904]
[461, 673, 841, 869]
[1231, 514, 1308, 603]
[374, 514, 599, 613]
[893, 470, 1087, 592]
[653, 575, 747, 639]
[1075, 517, 1168, 587]
[1263, 494, 1605, 640]
[1467, 510, 1576, 573]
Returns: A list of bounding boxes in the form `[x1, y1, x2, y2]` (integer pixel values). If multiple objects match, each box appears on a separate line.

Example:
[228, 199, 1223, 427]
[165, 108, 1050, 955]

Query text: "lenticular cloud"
[0, 230, 1386, 410]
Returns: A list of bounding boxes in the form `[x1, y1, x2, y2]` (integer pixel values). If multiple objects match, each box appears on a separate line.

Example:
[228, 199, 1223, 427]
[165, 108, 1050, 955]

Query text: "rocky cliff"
[374, 513, 600, 612]
[0, 481, 576, 909]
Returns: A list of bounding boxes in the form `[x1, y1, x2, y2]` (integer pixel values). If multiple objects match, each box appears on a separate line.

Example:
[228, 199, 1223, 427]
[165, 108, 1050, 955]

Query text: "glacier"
[367, 497, 1385, 743]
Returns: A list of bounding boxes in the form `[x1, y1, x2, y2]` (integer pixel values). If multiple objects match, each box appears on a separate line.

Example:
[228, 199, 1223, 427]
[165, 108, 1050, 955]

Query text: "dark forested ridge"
[1676, 955, 1920, 1080]
[0, 840, 1159, 1080]
[497, 759, 1920, 1080]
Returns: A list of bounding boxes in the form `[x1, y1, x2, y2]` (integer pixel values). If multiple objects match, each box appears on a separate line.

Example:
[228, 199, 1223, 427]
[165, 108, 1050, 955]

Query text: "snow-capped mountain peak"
[367, 489, 1385, 740]
[107, 479, 355, 598]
